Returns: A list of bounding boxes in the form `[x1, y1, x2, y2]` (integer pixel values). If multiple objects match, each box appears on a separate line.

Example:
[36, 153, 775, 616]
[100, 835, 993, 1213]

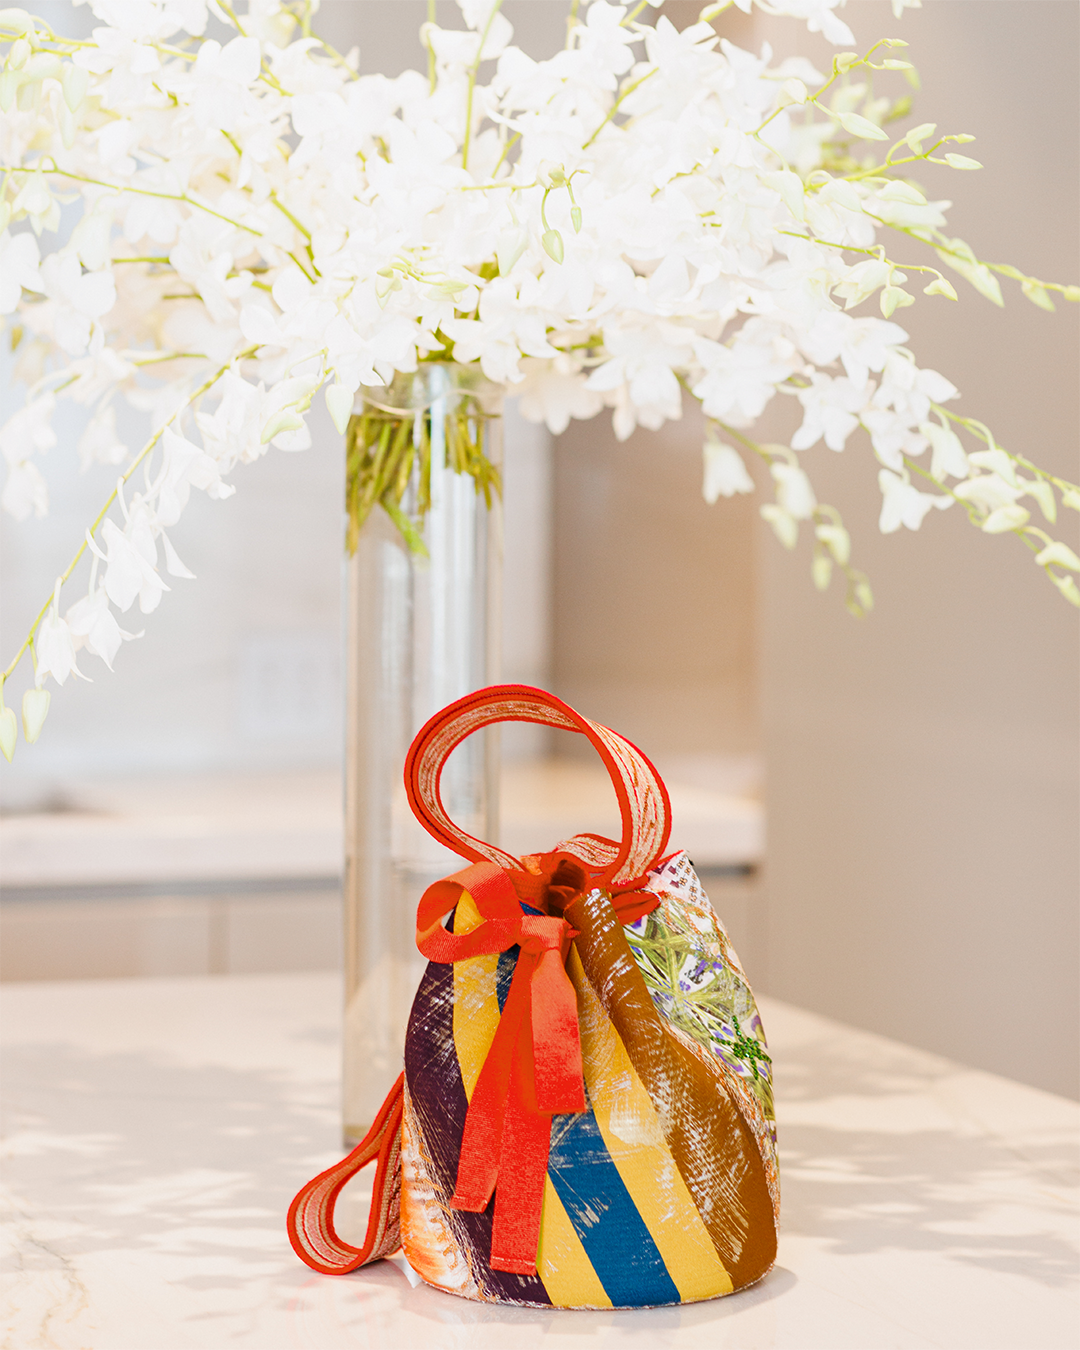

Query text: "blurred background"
[1, 1, 1077, 1099]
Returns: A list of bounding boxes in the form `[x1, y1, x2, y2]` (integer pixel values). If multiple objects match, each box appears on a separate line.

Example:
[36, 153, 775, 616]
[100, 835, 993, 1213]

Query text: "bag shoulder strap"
[287, 1072, 404, 1275]
[405, 684, 672, 887]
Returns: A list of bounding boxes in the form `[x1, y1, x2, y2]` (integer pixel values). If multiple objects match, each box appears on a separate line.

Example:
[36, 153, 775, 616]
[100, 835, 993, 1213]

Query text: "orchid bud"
[1050, 573, 1080, 607]
[1022, 477, 1057, 522]
[260, 410, 304, 443]
[571, 205, 582, 233]
[854, 579, 874, 612]
[374, 269, 401, 302]
[60, 102, 77, 149]
[765, 170, 805, 223]
[22, 687, 49, 743]
[1061, 487, 1080, 511]
[1064, 286, 1080, 303]
[815, 523, 851, 565]
[0, 70, 18, 113]
[1034, 541, 1080, 571]
[951, 133, 976, 143]
[541, 229, 564, 264]
[981, 504, 1030, 533]
[812, 553, 833, 591]
[923, 276, 957, 301]
[325, 383, 354, 435]
[969, 448, 1019, 488]
[0, 9, 35, 35]
[880, 285, 914, 318]
[8, 36, 30, 69]
[760, 504, 798, 550]
[0, 705, 16, 762]
[838, 111, 889, 141]
[496, 227, 527, 276]
[781, 78, 808, 105]
[905, 122, 936, 153]
[61, 62, 88, 111]
[944, 153, 982, 170]
[834, 53, 860, 74]
[1021, 279, 1055, 312]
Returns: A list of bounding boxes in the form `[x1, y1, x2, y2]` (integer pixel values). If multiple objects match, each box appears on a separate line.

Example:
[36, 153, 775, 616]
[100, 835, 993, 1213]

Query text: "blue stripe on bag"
[546, 1109, 681, 1308]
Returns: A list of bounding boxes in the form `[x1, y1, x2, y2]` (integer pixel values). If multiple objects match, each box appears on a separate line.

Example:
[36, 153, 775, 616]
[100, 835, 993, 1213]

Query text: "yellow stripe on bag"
[451, 891, 611, 1306]
[567, 948, 734, 1303]
[536, 1177, 613, 1308]
[451, 891, 501, 1100]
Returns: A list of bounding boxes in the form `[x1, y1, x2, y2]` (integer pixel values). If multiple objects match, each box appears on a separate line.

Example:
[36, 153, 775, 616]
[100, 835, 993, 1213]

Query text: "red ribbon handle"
[404, 684, 672, 889]
[404, 687, 673, 1277]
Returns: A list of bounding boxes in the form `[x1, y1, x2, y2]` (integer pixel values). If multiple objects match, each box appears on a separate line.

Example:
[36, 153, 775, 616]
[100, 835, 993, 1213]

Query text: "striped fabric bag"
[288, 685, 779, 1308]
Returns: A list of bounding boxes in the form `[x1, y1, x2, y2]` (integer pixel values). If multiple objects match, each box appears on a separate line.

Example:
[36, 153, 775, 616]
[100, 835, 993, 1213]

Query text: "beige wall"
[552, 1, 1079, 1096]
[553, 401, 759, 758]
[751, 0, 1080, 1099]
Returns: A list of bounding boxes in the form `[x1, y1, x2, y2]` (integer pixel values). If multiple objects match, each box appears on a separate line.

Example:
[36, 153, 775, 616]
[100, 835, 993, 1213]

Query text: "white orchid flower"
[66, 582, 140, 670]
[38, 253, 116, 356]
[0, 231, 41, 313]
[35, 582, 86, 687]
[703, 438, 755, 502]
[95, 511, 169, 614]
[878, 469, 953, 533]
[3, 0, 1077, 717]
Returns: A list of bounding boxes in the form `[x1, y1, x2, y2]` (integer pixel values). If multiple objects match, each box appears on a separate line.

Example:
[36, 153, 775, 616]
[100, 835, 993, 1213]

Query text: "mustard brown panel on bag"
[288, 685, 778, 1308]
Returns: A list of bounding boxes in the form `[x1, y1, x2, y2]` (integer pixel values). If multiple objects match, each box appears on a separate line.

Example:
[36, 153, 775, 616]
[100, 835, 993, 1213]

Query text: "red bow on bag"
[416, 858, 586, 1274]
[416, 852, 662, 1275]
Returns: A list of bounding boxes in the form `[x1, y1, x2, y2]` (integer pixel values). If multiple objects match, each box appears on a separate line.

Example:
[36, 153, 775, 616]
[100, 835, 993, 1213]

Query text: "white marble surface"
[1, 973, 1076, 1350]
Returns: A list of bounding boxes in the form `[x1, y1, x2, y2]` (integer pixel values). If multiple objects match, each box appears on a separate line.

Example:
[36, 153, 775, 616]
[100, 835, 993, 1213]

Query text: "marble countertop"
[1, 973, 1076, 1349]
[0, 758, 763, 890]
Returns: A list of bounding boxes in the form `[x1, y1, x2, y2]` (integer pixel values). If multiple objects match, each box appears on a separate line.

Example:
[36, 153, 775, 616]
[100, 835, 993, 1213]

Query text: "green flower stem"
[345, 400, 501, 556]
[213, 0, 290, 94]
[715, 420, 873, 617]
[0, 20, 96, 50]
[268, 193, 313, 243]
[566, 0, 580, 48]
[885, 224, 1079, 303]
[427, 0, 437, 93]
[129, 350, 208, 365]
[776, 229, 954, 293]
[903, 448, 1080, 607]
[933, 406, 1080, 497]
[1, 346, 259, 691]
[3, 163, 264, 237]
[490, 131, 522, 179]
[837, 137, 953, 184]
[461, 0, 505, 172]
[583, 67, 657, 150]
[754, 38, 896, 139]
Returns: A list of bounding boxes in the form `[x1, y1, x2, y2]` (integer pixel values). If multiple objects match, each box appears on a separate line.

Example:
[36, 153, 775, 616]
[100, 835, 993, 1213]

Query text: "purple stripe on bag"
[404, 958, 553, 1306]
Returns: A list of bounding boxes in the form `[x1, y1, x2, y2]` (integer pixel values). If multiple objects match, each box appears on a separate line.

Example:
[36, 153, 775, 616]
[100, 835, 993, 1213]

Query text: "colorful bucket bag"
[288, 685, 779, 1308]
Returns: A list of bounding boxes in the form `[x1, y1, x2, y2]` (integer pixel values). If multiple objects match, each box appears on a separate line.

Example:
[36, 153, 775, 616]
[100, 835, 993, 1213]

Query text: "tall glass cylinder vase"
[343, 363, 502, 1141]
